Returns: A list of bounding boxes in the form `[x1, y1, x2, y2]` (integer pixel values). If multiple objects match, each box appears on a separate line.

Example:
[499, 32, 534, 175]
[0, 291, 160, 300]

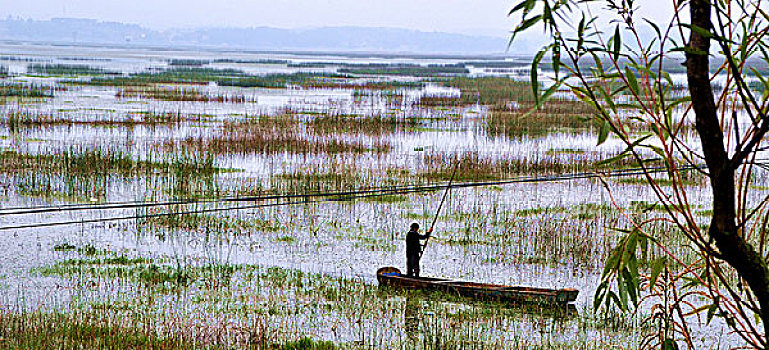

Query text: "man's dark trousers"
[407, 252, 420, 277]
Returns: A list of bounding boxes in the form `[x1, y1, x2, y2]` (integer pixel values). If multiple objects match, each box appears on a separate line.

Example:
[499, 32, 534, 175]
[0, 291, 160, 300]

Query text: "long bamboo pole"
[420, 161, 460, 258]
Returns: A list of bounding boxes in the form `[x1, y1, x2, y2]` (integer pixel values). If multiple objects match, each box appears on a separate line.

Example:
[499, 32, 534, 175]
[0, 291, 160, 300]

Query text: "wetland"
[0, 43, 759, 349]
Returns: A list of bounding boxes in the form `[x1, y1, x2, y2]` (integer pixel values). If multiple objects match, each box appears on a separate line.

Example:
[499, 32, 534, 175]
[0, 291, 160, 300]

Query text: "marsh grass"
[612, 174, 705, 187]
[79, 68, 418, 90]
[166, 116, 391, 155]
[441, 77, 603, 136]
[78, 67, 249, 86]
[515, 203, 618, 220]
[306, 112, 420, 136]
[270, 158, 409, 195]
[0, 311, 215, 350]
[136, 205, 281, 234]
[339, 65, 468, 76]
[35, 253, 238, 291]
[138, 210, 249, 232]
[22, 255, 637, 349]
[545, 148, 585, 156]
[417, 96, 463, 107]
[117, 86, 251, 103]
[0, 148, 218, 177]
[445, 77, 533, 107]
[360, 194, 409, 203]
[14, 171, 109, 202]
[488, 110, 598, 138]
[28, 63, 117, 76]
[2, 110, 209, 131]
[1, 148, 219, 203]
[275, 167, 366, 194]
[0, 83, 55, 98]
[278, 338, 338, 350]
[420, 151, 642, 182]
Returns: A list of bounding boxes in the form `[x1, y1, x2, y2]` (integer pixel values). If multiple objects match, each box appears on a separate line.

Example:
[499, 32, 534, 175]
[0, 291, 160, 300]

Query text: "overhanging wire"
[0, 164, 705, 231]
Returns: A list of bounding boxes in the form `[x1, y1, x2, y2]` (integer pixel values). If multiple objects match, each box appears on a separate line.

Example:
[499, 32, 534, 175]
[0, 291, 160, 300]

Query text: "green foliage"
[594, 228, 651, 312]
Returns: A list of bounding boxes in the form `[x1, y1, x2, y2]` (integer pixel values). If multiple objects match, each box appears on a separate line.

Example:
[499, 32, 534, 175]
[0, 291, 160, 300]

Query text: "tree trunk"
[687, 0, 769, 344]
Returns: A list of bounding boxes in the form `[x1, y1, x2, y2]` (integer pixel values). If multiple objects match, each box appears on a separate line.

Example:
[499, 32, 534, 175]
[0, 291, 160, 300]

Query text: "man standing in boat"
[406, 223, 432, 277]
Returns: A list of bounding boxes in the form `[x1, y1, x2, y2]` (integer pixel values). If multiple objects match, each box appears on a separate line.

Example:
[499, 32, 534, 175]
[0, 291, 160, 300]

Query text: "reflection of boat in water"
[377, 267, 579, 306]
[381, 285, 579, 321]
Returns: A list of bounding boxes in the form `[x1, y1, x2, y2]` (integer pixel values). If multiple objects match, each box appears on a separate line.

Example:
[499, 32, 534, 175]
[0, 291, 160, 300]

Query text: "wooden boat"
[376, 267, 579, 305]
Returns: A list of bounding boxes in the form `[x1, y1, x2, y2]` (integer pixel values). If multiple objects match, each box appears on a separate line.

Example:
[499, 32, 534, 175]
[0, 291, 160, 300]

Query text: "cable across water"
[0, 164, 703, 231]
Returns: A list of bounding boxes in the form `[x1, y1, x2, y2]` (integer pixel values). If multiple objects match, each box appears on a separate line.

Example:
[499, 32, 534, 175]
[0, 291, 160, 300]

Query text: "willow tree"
[510, 0, 769, 347]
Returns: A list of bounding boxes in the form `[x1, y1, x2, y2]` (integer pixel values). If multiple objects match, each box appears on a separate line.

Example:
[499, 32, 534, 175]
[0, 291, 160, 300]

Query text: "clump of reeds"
[75, 67, 420, 90]
[487, 109, 597, 138]
[0, 147, 218, 177]
[306, 112, 419, 136]
[1, 109, 208, 130]
[339, 64, 468, 76]
[139, 110, 208, 127]
[167, 58, 211, 66]
[0, 311, 202, 349]
[269, 156, 407, 195]
[117, 86, 252, 103]
[15, 171, 108, 203]
[0, 83, 56, 98]
[444, 77, 533, 107]
[79, 67, 248, 86]
[136, 206, 261, 233]
[419, 150, 644, 182]
[416, 96, 463, 107]
[164, 115, 391, 155]
[28, 63, 117, 76]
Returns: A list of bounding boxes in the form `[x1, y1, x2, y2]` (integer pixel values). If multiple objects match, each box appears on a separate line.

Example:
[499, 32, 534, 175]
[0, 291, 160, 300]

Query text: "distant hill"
[0, 17, 530, 55]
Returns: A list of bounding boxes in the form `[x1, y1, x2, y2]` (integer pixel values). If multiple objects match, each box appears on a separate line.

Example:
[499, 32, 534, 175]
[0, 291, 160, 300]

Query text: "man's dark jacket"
[406, 229, 429, 256]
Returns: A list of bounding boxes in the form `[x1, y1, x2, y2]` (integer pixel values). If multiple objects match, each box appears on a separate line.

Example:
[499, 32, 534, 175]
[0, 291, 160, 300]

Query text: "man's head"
[410, 223, 419, 231]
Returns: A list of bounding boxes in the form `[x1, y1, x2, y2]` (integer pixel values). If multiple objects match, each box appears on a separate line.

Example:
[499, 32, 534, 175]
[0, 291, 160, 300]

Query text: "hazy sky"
[3, 0, 674, 37]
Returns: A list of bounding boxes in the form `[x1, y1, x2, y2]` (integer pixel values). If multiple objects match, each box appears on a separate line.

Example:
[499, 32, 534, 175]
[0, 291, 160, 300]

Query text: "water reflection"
[404, 295, 421, 342]
[387, 285, 580, 345]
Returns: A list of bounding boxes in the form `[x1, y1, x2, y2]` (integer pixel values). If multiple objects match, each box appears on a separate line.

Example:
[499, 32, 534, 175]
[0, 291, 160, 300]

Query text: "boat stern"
[376, 266, 402, 285]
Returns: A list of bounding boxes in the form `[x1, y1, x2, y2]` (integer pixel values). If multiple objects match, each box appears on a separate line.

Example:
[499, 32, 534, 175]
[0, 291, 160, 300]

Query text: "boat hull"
[376, 266, 578, 305]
